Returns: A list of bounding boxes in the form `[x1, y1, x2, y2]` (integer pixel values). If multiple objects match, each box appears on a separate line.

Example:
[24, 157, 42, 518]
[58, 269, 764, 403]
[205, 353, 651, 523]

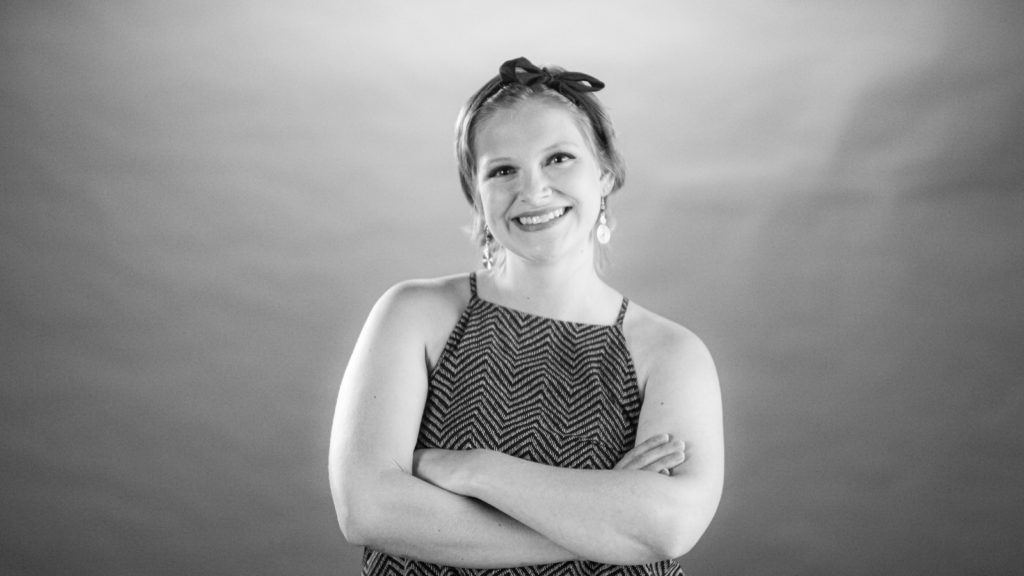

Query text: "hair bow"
[498, 56, 604, 103]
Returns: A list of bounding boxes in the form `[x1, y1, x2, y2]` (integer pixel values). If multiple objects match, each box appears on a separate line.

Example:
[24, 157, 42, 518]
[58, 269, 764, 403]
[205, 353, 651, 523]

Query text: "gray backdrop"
[2, 1, 1023, 575]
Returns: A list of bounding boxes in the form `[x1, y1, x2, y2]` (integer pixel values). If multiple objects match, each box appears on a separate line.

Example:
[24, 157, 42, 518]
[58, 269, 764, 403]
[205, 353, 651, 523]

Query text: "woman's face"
[474, 99, 610, 267]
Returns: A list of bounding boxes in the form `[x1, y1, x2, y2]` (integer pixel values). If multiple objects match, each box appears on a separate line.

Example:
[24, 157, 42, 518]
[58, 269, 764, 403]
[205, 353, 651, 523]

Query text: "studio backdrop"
[2, 2, 1022, 575]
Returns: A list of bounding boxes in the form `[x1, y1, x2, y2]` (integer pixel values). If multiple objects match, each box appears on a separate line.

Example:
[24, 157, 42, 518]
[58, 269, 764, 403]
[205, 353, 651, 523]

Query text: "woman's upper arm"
[634, 322, 724, 541]
[329, 281, 445, 524]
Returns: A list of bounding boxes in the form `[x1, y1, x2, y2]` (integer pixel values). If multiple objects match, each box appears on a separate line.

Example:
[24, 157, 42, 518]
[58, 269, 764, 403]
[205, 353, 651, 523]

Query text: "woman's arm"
[413, 321, 724, 564]
[329, 279, 579, 567]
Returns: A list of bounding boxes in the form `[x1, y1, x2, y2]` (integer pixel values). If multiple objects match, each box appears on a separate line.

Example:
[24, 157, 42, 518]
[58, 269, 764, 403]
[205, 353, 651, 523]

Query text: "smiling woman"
[328, 56, 724, 574]
[474, 99, 611, 270]
[456, 57, 626, 274]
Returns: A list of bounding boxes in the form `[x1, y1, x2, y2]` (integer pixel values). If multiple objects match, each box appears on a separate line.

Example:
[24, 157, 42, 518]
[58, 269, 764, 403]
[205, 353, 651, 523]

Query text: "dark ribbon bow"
[498, 56, 604, 103]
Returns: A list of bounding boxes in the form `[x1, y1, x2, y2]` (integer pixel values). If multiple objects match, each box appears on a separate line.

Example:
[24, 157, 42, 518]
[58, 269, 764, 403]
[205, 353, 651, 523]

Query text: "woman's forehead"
[474, 100, 589, 155]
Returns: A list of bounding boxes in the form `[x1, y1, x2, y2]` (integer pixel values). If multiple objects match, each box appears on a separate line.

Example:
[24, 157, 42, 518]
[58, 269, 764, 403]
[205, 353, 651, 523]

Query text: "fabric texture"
[362, 273, 685, 575]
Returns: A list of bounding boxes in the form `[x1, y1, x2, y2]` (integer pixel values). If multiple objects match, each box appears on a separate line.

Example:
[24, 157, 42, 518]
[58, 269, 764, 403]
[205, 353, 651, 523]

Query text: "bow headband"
[497, 56, 604, 105]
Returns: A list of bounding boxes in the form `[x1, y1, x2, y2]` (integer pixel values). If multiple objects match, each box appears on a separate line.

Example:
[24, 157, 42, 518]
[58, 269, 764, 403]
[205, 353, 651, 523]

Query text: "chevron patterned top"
[362, 273, 685, 575]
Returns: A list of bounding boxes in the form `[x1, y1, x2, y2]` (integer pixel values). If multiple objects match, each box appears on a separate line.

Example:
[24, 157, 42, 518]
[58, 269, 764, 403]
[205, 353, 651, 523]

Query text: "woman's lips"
[513, 206, 569, 227]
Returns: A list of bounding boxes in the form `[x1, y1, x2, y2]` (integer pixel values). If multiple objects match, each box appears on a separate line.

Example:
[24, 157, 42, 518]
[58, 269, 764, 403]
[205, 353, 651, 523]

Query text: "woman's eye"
[487, 166, 515, 178]
[548, 152, 575, 165]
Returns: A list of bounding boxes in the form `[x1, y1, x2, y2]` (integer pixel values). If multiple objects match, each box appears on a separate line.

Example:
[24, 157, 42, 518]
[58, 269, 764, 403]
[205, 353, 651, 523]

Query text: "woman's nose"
[519, 169, 552, 203]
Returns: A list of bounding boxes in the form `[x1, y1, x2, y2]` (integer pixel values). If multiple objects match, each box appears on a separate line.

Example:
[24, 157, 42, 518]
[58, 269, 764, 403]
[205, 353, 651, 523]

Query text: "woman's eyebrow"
[542, 141, 582, 152]
[479, 155, 514, 167]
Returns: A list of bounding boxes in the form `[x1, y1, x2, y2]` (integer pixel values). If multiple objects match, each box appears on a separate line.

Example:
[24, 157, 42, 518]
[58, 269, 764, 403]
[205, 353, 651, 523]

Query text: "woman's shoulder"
[623, 301, 715, 386]
[369, 273, 473, 341]
[377, 272, 472, 317]
[624, 302, 706, 352]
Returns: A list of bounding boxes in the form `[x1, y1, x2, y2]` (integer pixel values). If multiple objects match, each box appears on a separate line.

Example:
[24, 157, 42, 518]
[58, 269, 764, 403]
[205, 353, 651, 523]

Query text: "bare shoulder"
[378, 273, 470, 320]
[622, 302, 717, 397]
[373, 273, 472, 364]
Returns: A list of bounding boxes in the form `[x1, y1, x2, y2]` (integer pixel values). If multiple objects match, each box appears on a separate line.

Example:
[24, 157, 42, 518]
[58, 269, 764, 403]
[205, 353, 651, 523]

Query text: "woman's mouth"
[514, 207, 569, 227]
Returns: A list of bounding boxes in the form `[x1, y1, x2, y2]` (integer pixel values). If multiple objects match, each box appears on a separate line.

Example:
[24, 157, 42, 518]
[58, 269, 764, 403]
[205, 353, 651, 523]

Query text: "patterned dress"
[362, 273, 685, 575]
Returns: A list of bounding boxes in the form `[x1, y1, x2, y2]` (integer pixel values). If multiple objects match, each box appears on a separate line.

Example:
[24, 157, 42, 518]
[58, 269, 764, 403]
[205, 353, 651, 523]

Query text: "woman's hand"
[613, 433, 685, 476]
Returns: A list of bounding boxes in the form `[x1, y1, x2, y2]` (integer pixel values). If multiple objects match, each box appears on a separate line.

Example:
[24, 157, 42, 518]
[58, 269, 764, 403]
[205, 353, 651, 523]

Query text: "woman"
[329, 57, 723, 574]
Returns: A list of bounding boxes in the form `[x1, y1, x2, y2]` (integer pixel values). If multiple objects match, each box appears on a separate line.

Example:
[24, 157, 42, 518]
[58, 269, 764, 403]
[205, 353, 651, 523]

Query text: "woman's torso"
[362, 272, 685, 576]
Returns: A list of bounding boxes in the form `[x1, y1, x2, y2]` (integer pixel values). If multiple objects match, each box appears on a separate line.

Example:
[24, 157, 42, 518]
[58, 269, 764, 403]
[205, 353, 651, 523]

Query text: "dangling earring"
[596, 197, 611, 244]
[481, 227, 495, 270]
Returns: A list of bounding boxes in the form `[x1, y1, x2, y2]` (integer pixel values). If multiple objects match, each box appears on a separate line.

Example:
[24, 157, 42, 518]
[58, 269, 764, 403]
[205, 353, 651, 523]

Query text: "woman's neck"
[483, 252, 617, 324]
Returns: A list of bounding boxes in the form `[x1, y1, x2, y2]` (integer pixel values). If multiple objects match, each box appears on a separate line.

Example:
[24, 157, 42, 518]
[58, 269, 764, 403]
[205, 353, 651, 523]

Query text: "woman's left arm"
[415, 325, 723, 565]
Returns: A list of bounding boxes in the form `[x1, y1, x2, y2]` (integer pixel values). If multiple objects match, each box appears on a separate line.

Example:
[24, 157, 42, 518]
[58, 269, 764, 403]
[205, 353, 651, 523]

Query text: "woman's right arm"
[328, 280, 577, 567]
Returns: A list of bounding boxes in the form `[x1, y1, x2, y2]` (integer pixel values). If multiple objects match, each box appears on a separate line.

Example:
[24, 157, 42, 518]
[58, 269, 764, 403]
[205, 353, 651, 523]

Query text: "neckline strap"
[615, 297, 630, 328]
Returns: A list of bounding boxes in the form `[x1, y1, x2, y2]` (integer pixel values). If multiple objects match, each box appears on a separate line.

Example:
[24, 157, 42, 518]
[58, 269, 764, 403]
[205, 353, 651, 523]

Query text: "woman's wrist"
[413, 448, 493, 496]
[459, 448, 494, 498]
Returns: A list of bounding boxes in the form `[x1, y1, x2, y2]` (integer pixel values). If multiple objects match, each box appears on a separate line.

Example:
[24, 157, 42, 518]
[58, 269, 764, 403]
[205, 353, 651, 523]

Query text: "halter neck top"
[362, 273, 685, 575]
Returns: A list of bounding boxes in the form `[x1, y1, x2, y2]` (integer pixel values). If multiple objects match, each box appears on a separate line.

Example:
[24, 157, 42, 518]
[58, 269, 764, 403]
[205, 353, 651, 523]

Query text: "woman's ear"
[600, 171, 614, 196]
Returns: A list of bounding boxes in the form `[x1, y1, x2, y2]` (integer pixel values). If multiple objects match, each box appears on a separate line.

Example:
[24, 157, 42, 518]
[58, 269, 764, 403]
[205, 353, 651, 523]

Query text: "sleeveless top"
[362, 273, 685, 576]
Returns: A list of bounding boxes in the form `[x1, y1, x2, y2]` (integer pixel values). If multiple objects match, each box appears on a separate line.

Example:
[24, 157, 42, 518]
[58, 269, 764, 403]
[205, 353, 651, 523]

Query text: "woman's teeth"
[517, 207, 566, 226]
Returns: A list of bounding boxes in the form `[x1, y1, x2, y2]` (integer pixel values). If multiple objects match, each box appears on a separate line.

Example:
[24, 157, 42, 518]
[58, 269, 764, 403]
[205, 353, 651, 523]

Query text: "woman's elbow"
[333, 495, 369, 546]
[635, 520, 704, 562]
[329, 468, 375, 546]
[616, 528, 699, 565]
[650, 527, 702, 561]
[645, 497, 718, 560]
[335, 492, 389, 547]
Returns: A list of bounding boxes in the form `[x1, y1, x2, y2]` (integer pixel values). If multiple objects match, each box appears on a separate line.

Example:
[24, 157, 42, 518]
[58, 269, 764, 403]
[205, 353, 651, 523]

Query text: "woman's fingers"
[613, 433, 668, 469]
[642, 449, 686, 474]
[613, 434, 686, 471]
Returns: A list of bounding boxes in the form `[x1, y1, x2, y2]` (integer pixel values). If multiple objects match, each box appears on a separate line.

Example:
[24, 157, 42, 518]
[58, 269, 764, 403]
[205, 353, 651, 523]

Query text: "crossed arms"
[328, 281, 723, 567]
